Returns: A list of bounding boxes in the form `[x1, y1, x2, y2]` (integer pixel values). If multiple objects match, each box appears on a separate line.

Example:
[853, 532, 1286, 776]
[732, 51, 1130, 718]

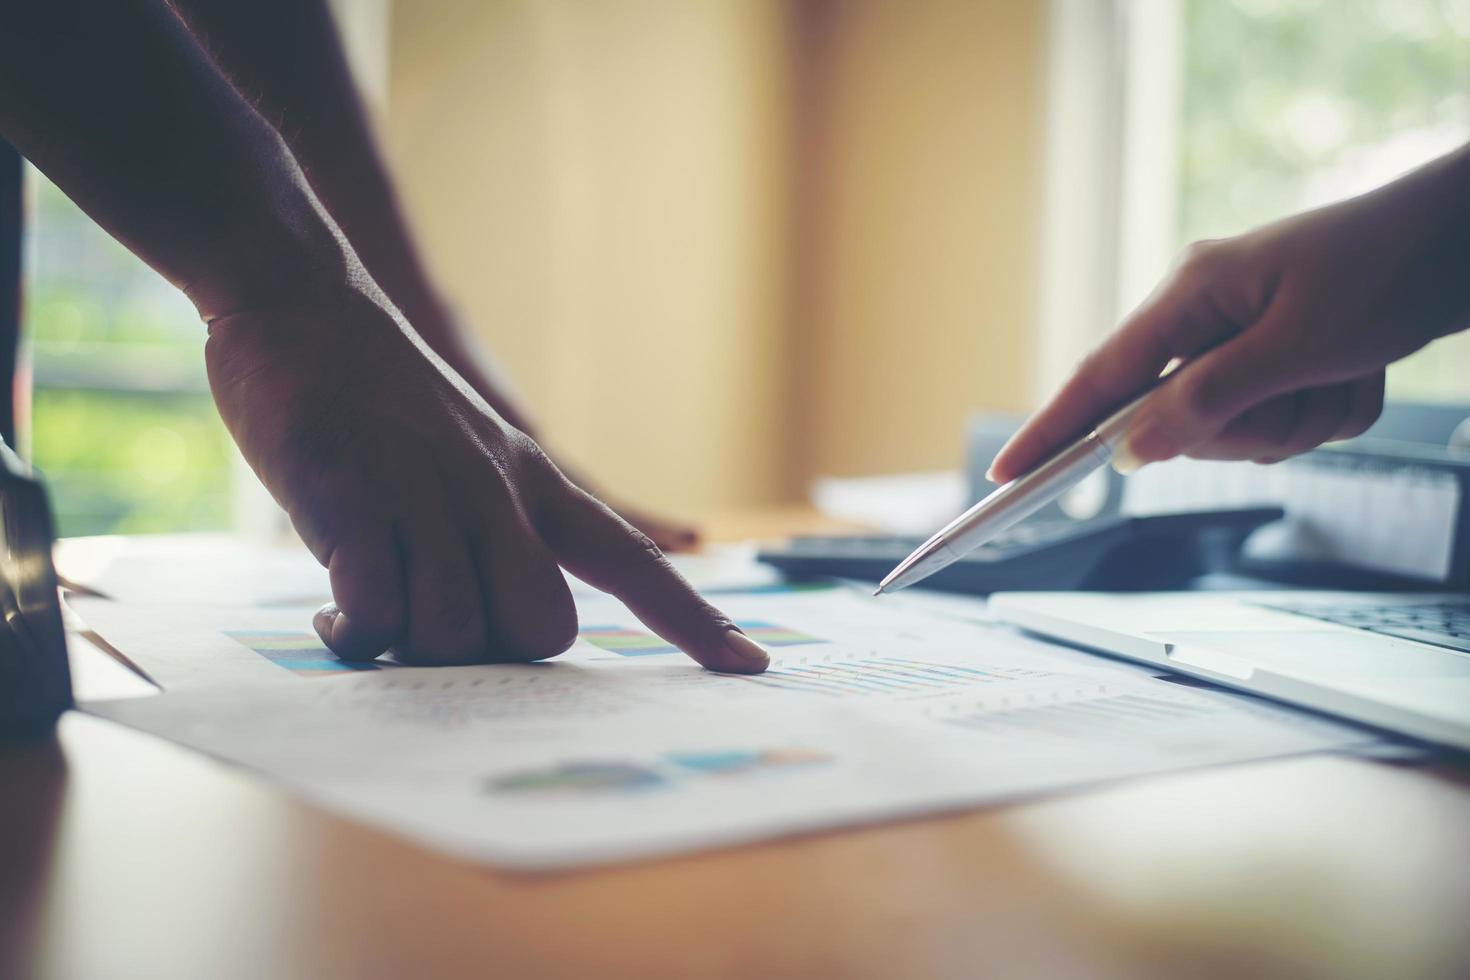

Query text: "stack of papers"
[71, 567, 1380, 869]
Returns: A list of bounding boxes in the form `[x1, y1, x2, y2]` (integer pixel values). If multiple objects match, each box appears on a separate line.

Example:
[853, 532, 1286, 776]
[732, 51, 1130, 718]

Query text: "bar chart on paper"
[941, 690, 1218, 737]
[485, 748, 833, 799]
[919, 680, 1342, 748]
[579, 621, 829, 657]
[743, 657, 1053, 698]
[225, 630, 386, 677]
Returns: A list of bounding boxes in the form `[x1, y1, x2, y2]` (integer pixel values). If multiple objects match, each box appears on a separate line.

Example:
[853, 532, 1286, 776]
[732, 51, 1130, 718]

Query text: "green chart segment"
[579, 620, 829, 657]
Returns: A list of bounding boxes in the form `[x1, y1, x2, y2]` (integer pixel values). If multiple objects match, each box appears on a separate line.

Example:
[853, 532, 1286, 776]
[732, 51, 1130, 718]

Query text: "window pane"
[25, 168, 234, 536]
[1179, 0, 1470, 403]
[31, 389, 233, 535]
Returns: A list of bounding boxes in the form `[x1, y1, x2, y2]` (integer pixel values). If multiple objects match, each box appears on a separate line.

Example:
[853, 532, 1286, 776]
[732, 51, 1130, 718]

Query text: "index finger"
[987, 248, 1242, 483]
[541, 484, 770, 674]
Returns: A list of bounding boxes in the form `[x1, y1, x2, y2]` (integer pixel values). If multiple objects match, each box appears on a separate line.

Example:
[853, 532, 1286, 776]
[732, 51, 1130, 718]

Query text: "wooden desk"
[4, 523, 1469, 979]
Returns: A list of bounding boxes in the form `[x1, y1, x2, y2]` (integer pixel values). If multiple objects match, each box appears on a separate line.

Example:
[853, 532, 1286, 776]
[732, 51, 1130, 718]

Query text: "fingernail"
[1111, 441, 1143, 475]
[313, 603, 341, 640]
[984, 464, 999, 483]
[723, 628, 770, 669]
[1112, 418, 1170, 475]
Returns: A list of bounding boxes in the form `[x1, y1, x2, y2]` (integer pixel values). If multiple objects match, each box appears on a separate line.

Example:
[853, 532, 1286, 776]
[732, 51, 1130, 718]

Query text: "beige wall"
[386, 0, 1045, 515]
[790, 1, 1044, 479]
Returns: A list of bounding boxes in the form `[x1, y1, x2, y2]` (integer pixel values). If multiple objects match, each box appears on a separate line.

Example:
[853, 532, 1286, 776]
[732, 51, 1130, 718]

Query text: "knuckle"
[1344, 382, 1387, 439]
[1272, 405, 1311, 451]
[1172, 373, 1222, 426]
[485, 548, 579, 662]
[626, 527, 669, 569]
[1278, 388, 1350, 454]
[681, 589, 737, 636]
[499, 606, 578, 663]
[1336, 407, 1382, 442]
[409, 596, 486, 664]
[1178, 239, 1225, 277]
[1278, 426, 1315, 452]
[1278, 433, 1319, 456]
[1364, 384, 1386, 419]
[507, 429, 556, 475]
[289, 513, 335, 567]
[1068, 349, 1124, 405]
[328, 576, 404, 638]
[704, 608, 738, 634]
[402, 639, 482, 667]
[543, 610, 580, 657]
[1284, 413, 1337, 454]
[1073, 344, 1105, 376]
[428, 587, 483, 634]
[335, 598, 402, 641]
[1338, 409, 1380, 441]
[288, 499, 363, 566]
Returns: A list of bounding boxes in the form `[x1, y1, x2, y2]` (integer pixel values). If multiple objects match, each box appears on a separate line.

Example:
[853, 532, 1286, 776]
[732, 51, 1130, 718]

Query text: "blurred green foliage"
[26, 172, 234, 537]
[1182, 0, 1470, 240]
[1181, 0, 1470, 401]
[32, 390, 232, 535]
[21, 2, 1470, 539]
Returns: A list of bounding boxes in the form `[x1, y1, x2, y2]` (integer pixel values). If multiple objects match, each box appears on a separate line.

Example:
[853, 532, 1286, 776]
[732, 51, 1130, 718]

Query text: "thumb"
[1114, 322, 1296, 471]
[989, 242, 1249, 483]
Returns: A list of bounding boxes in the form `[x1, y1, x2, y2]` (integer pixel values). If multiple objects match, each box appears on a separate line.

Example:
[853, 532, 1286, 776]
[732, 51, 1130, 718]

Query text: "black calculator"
[757, 508, 1284, 595]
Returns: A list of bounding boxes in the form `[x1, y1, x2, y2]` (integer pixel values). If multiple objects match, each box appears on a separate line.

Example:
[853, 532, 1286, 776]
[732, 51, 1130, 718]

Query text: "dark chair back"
[0, 141, 72, 738]
[1, 139, 20, 447]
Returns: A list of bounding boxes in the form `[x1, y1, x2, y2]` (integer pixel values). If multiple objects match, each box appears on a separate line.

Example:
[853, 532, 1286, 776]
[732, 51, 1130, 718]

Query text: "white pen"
[873, 389, 1154, 595]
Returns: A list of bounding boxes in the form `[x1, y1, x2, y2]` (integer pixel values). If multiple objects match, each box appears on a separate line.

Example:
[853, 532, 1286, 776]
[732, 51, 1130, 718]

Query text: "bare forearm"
[991, 140, 1470, 483]
[168, 0, 440, 328]
[165, 0, 542, 434]
[0, 0, 351, 320]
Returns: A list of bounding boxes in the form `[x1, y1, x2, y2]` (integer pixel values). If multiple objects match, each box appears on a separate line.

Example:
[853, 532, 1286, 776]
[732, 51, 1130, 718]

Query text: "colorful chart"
[487, 761, 667, 796]
[578, 620, 828, 657]
[486, 747, 832, 798]
[747, 657, 1044, 697]
[665, 748, 831, 776]
[225, 630, 383, 677]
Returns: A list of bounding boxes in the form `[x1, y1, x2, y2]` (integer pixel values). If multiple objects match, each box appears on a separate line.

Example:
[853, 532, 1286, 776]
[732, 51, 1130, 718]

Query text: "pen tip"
[872, 585, 885, 597]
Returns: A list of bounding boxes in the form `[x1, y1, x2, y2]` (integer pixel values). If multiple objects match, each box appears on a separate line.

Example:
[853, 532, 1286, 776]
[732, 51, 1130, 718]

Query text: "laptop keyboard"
[1257, 597, 1470, 656]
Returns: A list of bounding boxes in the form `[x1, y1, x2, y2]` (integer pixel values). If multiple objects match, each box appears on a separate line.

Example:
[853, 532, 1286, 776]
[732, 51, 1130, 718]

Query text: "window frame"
[1036, 0, 1470, 410]
[1033, 0, 1187, 401]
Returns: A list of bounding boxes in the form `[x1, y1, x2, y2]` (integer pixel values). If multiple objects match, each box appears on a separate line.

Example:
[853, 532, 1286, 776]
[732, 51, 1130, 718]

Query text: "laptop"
[989, 589, 1470, 751]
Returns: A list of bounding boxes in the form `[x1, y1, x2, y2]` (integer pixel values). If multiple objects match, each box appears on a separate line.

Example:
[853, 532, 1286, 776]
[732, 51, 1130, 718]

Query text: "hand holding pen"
[881, 142, 1470, 594]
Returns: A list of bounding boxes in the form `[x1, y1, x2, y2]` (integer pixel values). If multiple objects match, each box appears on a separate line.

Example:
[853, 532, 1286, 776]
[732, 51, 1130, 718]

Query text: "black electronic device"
[757, 507, 1284, 595]
[0, 439, 71, 738]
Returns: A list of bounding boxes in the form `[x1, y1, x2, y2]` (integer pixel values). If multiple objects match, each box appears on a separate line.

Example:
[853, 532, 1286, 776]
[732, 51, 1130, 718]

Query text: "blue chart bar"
[748, 657, 1036, 697]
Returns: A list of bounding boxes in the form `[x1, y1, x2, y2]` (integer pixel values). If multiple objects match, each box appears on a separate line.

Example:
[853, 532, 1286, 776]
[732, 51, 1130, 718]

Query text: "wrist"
[181, 167, 357, 323]
[1367, 142, 1470, 339]
[1427, 145, 1470, 332]
[292, 149, 444, 324]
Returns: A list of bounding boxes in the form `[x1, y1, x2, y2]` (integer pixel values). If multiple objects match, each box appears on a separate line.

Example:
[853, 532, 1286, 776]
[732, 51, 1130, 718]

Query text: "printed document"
[82, 585, 1378, 868]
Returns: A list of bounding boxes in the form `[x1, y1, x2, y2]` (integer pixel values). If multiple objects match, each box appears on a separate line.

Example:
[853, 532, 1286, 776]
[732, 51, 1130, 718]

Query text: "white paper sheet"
[83, 586, 1378, 869]
[63, 585, 863, 690]
[57, 534, 779, 607]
